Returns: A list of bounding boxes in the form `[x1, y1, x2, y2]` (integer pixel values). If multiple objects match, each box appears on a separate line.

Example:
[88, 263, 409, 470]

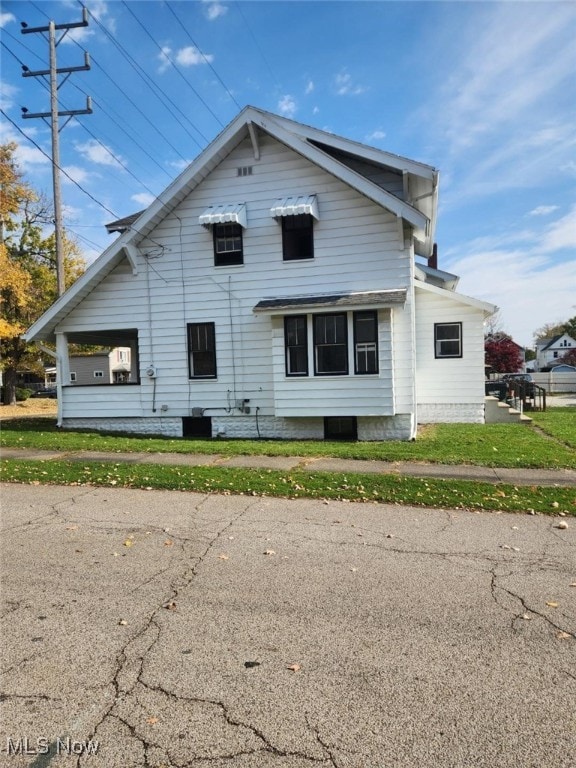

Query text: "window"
[282, 214, 314, 261]
[188, 322, 217, 378]
[213, 223, 243, 266]
[93, 370, 104, 378]
[354, 311, 378, 374]
[324, 416, 357, 441]
[284, 316, 308, 376]
[70, 372, 77, 382]
[434, 322, 462, 358]
[314, 313, 348, 374]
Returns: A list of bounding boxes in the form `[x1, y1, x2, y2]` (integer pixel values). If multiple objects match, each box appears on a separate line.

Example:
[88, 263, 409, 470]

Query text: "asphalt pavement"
[1, 483, 575, 767]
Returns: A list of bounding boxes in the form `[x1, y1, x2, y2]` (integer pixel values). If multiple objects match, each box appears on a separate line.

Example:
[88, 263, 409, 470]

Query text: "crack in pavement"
[490, 566, 575, 636]
[77, 496, 316, 766]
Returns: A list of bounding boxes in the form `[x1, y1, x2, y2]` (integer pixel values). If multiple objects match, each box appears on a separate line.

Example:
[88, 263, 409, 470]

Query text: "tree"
[485, 333, 523, 374]
[533, 315, 576, 343]
[558, 348, 576, 367]
[1, 143, 85, 404]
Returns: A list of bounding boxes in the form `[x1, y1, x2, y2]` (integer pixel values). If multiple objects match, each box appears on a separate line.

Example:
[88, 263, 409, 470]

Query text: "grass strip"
[2, 417, 576, 469]
[529, 408, 576, 449]
[2, 458, 574, 516]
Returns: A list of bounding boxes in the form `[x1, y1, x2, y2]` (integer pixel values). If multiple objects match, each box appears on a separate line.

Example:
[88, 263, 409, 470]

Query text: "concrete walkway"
[2, 446, 575, 486]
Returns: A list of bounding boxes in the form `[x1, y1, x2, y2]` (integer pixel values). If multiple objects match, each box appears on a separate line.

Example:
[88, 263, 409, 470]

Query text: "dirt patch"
[0, 398, 58, 420]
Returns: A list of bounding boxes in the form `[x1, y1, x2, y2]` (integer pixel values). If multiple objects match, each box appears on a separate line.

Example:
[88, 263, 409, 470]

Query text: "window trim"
[284, 316, 309, 377]
[212, 223, 243, 267]
[281, 214, 314, 261]
[353, 311, 379, 375]
[188, 322, 217, 379]
[313, 312, 349, 376]
[434, 322, 463, 359]
[93, 370, 104, 378]
[70, 372, 77, 382]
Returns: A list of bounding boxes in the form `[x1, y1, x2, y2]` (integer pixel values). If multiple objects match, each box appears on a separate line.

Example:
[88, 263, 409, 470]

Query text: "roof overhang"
[416, 281, 497, 317]
[253, 289, 407, 314]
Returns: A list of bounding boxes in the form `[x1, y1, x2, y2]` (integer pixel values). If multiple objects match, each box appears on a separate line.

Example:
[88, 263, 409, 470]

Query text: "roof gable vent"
[237, 166, 253, 177]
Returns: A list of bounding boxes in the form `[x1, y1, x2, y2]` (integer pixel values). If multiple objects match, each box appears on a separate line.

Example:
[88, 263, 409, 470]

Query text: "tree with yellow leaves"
[1, 143, 85, 404]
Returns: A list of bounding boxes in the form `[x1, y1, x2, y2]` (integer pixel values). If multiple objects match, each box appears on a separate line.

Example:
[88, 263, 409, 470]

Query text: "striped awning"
[199, 203, 247, 229]
[270, 194, 319, 220]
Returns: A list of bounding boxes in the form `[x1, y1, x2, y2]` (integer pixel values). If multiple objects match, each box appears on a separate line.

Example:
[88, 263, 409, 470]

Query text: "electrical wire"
[0, 109, 120, 220]
[121, 0, 222, 132]
[165, 1, 242, 111]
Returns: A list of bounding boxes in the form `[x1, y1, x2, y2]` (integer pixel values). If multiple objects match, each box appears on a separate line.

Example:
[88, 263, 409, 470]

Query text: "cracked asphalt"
[1, 483, 575, 768]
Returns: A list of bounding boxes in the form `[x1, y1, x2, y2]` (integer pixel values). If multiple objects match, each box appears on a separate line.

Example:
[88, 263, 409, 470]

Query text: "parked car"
[31, 387, 58, 399]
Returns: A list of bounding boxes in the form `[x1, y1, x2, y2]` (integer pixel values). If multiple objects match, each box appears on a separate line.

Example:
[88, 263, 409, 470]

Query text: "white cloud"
[366, 130, 386, 142]
[529, 205, 559, 217]
[0, 11, 15, 27]
[0, 81, 18, 111]
[278, 95, 297, 118]
[62, 165, 90, 185]
[305, 80, 314, 95]
[444, 207, 576, 345]
[540, 205, 576, 252]
[202, 1, 228, 21]
[131, 192, 155, 207]
[169, 158, 193, 172]
[75, 140, 125, 169]
[335, 71, 367, 96]
[158, 45, 213, 73]
[176, 46, 213, 67]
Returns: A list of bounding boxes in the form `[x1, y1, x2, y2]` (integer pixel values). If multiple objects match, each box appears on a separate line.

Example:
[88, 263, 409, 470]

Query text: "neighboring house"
[24, 106, 495, 440]
[68, 348, 133, 385]
[535, 334, 576, 371]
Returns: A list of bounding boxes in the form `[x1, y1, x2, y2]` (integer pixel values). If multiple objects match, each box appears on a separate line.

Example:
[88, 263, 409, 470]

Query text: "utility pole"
[21, 7, 92, 297]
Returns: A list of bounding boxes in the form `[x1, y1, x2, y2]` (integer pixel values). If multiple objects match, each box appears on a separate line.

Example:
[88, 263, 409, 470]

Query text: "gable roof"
[25, 106, 439, 343]
[540, 333, 576, 351]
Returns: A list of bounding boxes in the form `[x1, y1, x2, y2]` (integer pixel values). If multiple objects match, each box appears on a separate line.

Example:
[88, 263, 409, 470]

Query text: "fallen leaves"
[556, 631, 572, 640]
[263, 549, 276, 556]
[545, 601, 559, 608]
[218, 553, 229, 560]
[555, 521, 569, 530]
[146, 716, 159, 725]
[287, 663, 301, 672]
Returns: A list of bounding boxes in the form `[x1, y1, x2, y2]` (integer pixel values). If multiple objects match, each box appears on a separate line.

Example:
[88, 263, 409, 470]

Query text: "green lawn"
[1, 409, 575, 468]
[1, 458, 574, 516]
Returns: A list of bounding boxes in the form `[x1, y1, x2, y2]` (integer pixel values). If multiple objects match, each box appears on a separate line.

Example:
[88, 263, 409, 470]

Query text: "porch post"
[55, 332, 69, 427]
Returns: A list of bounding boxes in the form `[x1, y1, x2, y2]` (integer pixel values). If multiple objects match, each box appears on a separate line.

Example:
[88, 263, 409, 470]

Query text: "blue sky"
[1, 0, 575, 347]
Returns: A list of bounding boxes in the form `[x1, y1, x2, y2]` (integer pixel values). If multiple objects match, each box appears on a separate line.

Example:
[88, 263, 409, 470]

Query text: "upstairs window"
[284, 316, 308, 376]
[314, 313, 348, 375]
[213, 223, 243, 266]
[282, 215, 314, 261]
[188, 322, 217, 378]
[354, 311, 378, 374]
[435, 322, 462, 358]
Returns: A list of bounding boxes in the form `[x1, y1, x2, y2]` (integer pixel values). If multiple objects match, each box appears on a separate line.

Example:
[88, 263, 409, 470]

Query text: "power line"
[1, 109, 120, 221]
[165, 1, 242, 110]
[121, 0, 224, 131]
[86, 6, 207, 150]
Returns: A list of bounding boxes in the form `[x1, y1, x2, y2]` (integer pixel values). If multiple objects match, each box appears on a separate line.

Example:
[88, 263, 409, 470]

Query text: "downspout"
[38, 343, 62, 427]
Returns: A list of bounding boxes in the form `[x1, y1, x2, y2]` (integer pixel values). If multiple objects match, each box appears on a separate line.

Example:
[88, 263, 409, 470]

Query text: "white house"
[24, 106, 495, 441]
[535, 333, 576, 371]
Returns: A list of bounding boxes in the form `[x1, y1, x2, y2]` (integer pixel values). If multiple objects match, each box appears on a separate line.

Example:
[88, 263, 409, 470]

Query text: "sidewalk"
[2, 447, 575, 486]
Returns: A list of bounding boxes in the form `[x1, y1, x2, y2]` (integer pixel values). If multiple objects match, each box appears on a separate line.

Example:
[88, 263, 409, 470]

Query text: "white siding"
[57, 133, 416, 434]
[415, 286, 486, 422]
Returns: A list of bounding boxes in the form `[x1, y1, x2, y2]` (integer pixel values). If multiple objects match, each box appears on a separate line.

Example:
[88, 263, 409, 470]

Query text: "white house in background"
[535, 333, 576, 371]
[24, 106, 495, 441]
